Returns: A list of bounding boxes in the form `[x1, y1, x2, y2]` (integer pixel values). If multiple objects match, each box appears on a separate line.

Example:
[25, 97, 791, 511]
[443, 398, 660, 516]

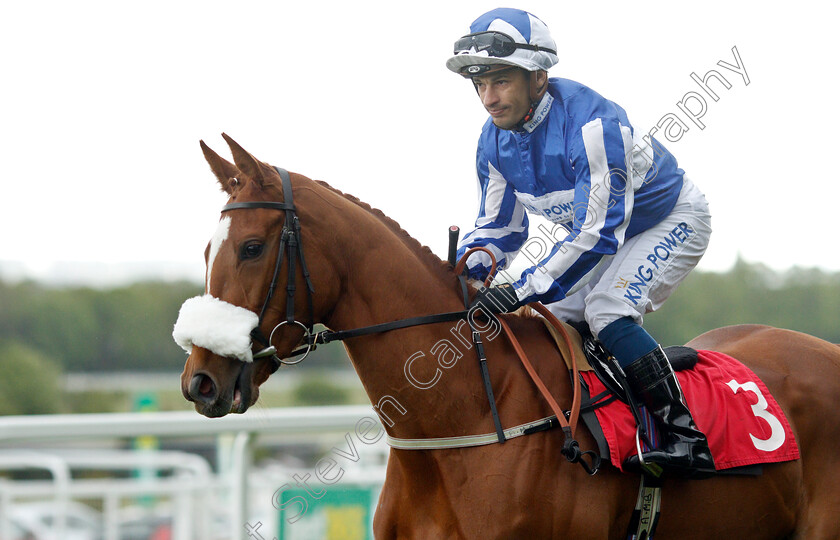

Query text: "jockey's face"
[473, 68, 531, 130]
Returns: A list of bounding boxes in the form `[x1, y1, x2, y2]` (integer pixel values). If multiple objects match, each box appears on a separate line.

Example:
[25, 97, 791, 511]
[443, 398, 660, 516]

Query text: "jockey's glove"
[470, 283, 521, 315]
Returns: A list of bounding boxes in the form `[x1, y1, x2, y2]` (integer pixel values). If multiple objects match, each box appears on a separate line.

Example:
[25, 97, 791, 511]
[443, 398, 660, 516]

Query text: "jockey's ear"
[200, 140, 241, 195]
[222, 133, 268, 188]
[536, 70, 548, 94]
[531, 70, 549, 102]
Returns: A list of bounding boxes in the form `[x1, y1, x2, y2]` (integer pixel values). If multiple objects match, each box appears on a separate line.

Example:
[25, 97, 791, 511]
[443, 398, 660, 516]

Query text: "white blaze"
[171, 215, 265, 361]
[206, 216, 231, 293]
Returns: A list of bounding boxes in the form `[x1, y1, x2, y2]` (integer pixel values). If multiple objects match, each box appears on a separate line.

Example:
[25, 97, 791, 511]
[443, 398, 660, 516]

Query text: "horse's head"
[175, 135, 340, 417]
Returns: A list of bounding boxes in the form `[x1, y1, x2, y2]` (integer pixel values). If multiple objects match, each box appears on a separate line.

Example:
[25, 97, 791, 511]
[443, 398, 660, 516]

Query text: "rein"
[226, 168, 597, 473]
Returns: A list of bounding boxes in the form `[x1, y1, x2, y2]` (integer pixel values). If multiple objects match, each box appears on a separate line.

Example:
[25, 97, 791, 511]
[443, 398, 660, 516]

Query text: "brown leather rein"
[452, 248, 595, 473]
[452, 248, 583, 437]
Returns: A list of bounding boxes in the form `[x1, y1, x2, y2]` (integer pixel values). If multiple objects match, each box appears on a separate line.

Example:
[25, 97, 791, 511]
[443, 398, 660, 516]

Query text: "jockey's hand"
[470, 283, 521, 315]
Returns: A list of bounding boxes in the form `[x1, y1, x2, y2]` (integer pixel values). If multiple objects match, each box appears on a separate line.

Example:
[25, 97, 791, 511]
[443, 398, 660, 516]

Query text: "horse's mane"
[311, 179, 458, 287]
[305, 181, 542, 321]
[267, 173, 537, 320]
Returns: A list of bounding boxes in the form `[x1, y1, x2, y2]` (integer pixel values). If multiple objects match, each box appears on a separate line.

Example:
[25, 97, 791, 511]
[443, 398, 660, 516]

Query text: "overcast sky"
[2, 1, 838, 284]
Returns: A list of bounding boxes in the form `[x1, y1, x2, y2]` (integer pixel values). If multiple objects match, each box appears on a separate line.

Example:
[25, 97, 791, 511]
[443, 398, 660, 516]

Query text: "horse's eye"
[241, 242, 264, 260]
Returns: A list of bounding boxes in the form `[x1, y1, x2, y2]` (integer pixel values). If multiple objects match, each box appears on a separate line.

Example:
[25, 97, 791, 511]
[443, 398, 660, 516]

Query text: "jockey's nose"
[481, 85, 498, 108]
[187, 372, 218, 405]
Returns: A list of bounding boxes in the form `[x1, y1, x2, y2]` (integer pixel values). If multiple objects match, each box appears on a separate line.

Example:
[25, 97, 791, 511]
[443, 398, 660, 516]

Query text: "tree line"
[644, 258, 840, 346]
[1, 257, 838, 378]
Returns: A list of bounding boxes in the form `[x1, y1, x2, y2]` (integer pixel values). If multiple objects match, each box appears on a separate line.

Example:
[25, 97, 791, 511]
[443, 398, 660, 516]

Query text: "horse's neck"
[321, 197, 463, 333]
[322, 217, 490, 439]
[310, 189, 565, 445]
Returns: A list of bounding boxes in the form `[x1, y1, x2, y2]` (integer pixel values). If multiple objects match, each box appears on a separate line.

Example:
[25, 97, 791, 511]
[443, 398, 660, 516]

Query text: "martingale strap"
[458, 273, 506, 445]
[373, 246, 599, 475]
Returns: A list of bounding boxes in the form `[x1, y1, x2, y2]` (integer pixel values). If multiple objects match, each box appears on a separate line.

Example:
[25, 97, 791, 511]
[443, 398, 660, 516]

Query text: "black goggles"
[453, 31, 556, 58]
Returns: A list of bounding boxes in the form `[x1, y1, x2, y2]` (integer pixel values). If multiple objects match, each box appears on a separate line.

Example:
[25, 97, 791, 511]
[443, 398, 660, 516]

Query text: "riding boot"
[622, 346, 716, 477]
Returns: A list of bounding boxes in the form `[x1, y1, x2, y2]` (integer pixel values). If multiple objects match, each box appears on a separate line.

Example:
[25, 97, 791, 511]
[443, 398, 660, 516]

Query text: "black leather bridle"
[220, 166, 476, 366]
[220, 166, 316, 365]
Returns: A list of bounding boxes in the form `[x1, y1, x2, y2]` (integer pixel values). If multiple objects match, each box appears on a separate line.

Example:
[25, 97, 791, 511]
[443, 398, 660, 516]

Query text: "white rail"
[0, 405, 386, 540]
[0, 405, 376, 442]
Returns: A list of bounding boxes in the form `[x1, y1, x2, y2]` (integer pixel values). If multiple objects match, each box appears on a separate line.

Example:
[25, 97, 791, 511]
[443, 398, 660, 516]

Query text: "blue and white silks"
[457, 78, 685, 306]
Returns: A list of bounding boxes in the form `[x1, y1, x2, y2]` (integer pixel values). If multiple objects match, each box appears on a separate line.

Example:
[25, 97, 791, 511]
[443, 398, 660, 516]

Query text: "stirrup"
[634, 425, 663, 478]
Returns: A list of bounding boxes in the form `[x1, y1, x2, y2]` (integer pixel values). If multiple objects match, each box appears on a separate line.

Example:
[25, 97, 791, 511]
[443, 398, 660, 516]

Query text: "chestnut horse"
[179, 135, 840, 539]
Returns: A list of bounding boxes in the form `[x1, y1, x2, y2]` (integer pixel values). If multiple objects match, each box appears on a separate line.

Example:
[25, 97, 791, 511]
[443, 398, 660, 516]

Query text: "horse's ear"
[222, 133, 267, 187]
[200, 140, 240, 195]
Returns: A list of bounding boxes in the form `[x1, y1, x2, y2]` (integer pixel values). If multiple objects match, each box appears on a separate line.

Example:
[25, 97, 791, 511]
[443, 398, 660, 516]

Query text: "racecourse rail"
[0, 405, 387, 540]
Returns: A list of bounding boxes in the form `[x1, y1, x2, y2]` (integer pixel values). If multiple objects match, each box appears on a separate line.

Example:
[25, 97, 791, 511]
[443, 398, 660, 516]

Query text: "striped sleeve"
[514, 117, 634, 304]
[456, 150, 529, 281]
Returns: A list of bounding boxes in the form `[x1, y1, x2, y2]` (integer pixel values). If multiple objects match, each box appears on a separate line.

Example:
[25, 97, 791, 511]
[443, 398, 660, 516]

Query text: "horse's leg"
[373, 452, 465, 540]
[373, 454, 402, 540]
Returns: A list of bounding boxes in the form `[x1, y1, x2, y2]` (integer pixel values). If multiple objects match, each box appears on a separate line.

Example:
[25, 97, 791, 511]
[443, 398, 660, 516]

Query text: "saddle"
[542, 319, 698, 395]
[542, 319, 700, 465]
[540, 319, 799, 475]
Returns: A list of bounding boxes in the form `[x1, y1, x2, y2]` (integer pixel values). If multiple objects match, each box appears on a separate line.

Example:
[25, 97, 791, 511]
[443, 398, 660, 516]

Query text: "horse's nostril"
[189, 373, 217, 404]
[198, 376, 213, 395]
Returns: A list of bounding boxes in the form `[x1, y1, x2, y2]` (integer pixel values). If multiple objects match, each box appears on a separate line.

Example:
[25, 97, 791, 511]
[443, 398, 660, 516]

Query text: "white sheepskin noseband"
[172, 294, 260, 363]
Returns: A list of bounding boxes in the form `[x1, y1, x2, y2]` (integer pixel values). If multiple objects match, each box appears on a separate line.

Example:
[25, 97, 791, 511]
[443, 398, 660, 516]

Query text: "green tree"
[292, 375, 351, 406]
[3, 258, 840, 380]
[88, 281, 202, 371]
[0, 340, 63, 415]
[0, 279, 203, 372]
[645, 258, 840, 346]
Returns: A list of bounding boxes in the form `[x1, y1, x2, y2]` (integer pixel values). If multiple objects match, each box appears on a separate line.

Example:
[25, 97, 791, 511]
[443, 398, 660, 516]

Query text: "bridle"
[220, 166, 472, 365]
[219, 167, 467, 366]
[220, 166, 316, 366]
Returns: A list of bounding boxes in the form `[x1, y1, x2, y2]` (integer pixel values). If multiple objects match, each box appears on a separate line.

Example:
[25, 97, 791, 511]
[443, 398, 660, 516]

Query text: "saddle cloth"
[582, 349, 800, 472]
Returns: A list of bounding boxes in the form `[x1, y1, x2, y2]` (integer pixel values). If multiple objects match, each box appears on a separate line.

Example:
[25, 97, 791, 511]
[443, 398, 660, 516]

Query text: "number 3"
[725, 379, 785, 452]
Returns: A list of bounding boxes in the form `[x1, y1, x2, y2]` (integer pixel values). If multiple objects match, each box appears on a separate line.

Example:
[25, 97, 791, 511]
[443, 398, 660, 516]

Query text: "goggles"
[453, 31, 557, 58]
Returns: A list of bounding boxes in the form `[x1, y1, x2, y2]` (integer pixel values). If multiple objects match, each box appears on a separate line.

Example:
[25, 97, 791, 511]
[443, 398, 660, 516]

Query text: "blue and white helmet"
[446, 8, 559, 77]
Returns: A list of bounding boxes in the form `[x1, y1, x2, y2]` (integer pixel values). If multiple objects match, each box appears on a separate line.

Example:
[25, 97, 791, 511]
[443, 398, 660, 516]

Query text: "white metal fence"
[0, 406, 388, 540]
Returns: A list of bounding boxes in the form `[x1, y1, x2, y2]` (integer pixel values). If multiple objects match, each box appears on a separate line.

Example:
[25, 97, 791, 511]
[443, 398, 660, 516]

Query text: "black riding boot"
[622, 347, 716, 477]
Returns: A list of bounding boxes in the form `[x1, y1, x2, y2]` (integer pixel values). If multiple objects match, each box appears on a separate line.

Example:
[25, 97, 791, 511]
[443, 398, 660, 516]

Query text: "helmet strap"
[515, 71, 547, 130]
[517, 104, 538, 128]
[529, 71, 546, 102]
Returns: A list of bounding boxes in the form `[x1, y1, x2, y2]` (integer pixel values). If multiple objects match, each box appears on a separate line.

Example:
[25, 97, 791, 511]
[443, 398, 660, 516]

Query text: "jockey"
[448, 8, 715, 476]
